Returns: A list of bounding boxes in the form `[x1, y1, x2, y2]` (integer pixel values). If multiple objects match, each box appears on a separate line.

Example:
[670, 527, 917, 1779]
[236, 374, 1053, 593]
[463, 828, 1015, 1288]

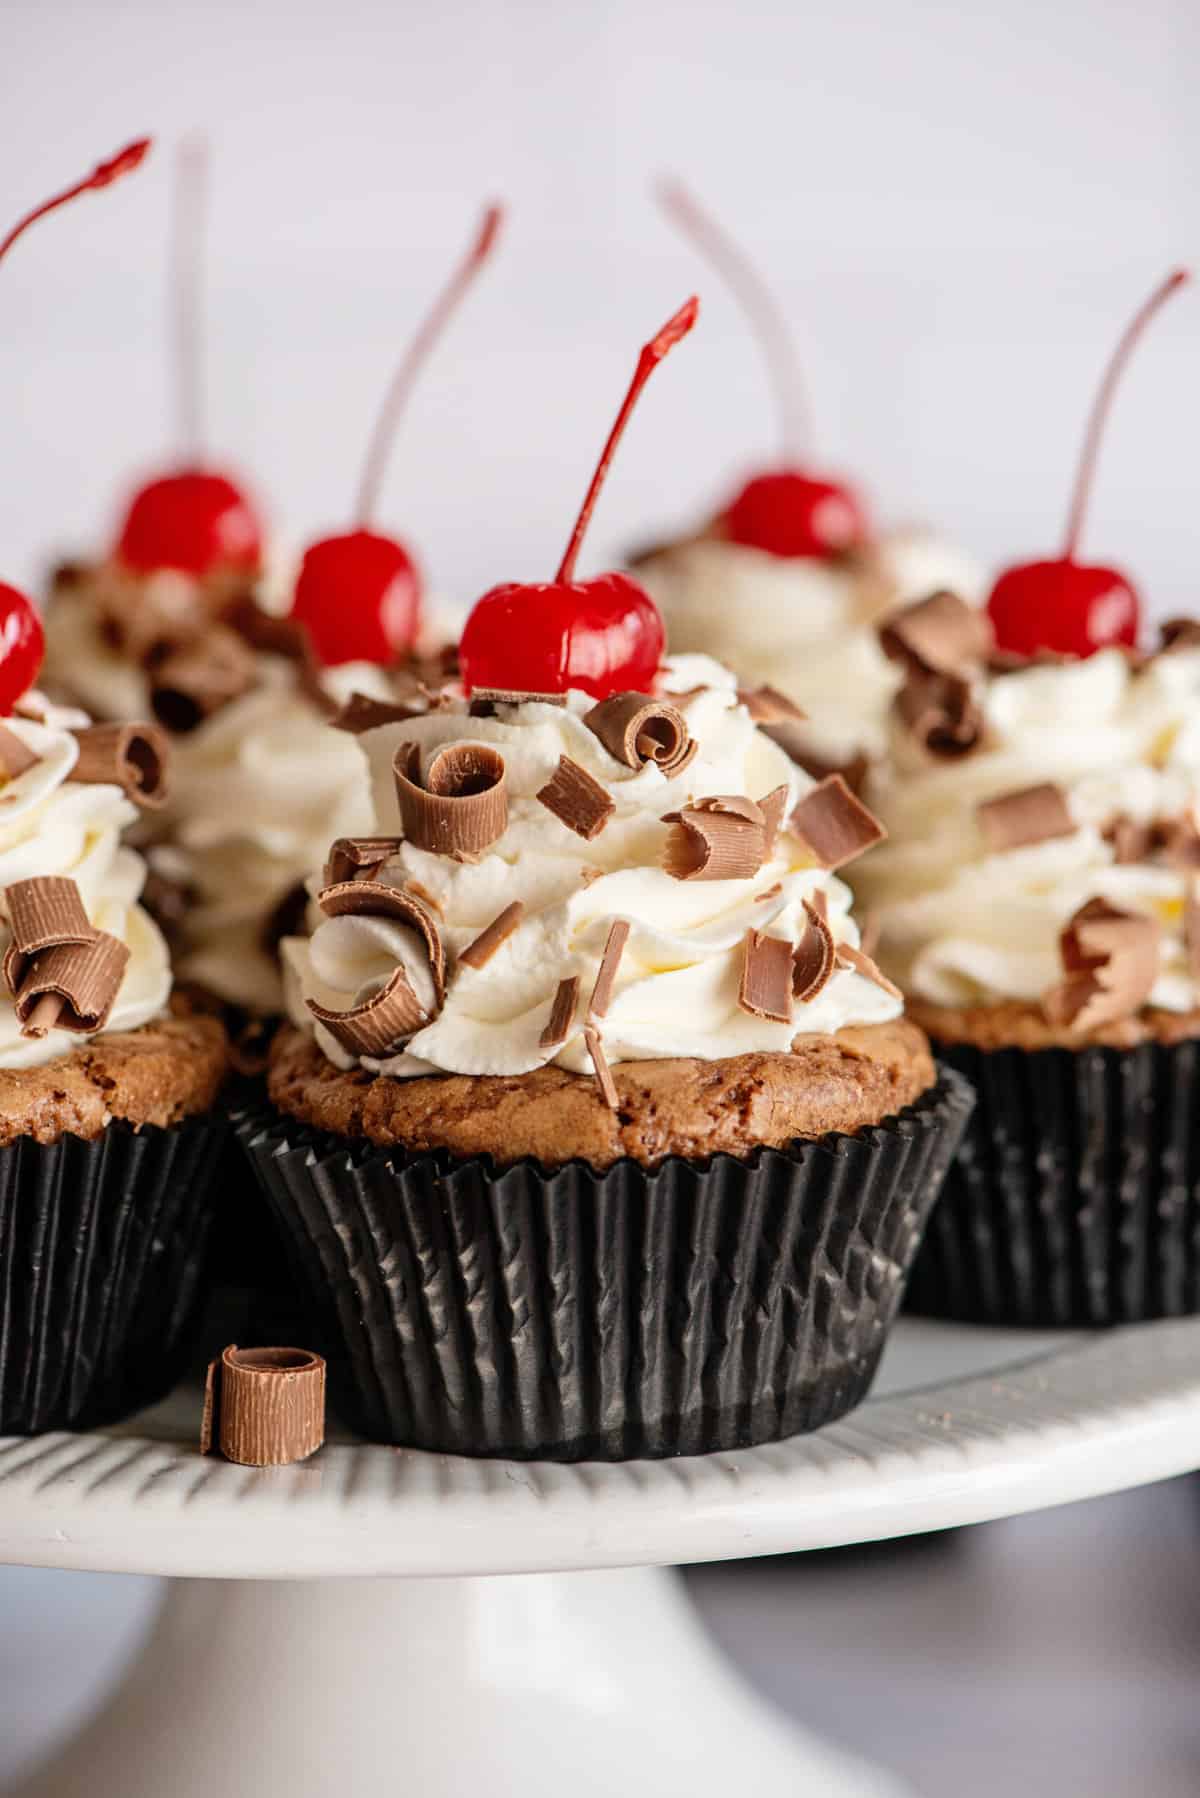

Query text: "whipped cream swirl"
[860, 646, 1200, 1013]
[284, 655, 901, 1080]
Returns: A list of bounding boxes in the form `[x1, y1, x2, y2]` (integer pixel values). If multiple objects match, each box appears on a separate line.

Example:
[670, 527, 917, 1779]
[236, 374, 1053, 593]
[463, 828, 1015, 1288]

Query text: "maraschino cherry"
[290, 204, 503, 667]
[987, 268, 1190, 659]
[658, 179, 868, 560]
[459, 297, 698, 700]
[113, 138, 263, 579]
[0, 140, 152, 712]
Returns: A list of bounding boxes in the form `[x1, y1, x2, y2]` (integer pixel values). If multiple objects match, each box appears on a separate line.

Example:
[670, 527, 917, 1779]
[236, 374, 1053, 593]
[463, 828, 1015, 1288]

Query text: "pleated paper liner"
[0, 1113, 229, 1435]
[236, 1067, 973, 1462]
[906, 1037, 1200, 1326]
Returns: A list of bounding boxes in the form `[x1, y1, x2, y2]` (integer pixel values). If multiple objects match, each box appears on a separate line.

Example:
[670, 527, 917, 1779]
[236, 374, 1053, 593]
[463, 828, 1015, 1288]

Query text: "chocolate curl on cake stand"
[2, 875, 130, 1039]
[201, 1345, 326, 1467]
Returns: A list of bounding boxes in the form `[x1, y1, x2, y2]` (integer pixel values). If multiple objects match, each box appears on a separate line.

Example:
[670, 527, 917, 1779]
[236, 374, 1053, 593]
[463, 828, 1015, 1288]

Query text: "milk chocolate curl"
[16, 930, 130, 1036]
[793, 897, 836, 1002]
[0, 724, 39, 779]
[69, 722, 171, 809]
[895, 669, 985, 759]
[879, 590, 993, 674]
[394, 741, 508, 862]
[150, 626, 256, 733]
[469, 687, 568, 716]
[835, 941, 903, 1000]
[540, 975, 580, 1049]
[977, 782, 1074, 853]
[738, 929, 794, 1022]
[536, 756, 615, 841]
[3, 876, 94, 993]
[205, 1345, 326, 1467]
[789, 775, 886, 871]
[315, 879, 446, 1000]
[331, 692, 425, 734]
[583, 1023, 619, 1110]
[583, 693, 695, 776]
[1043, 897, 1161, 1032]
[737, 685, 807, 724]
[662, 795, 767, 881]
[588, 919, 630, 1018]
[459, 901, 526, 970]
[323, 836, 402, 887]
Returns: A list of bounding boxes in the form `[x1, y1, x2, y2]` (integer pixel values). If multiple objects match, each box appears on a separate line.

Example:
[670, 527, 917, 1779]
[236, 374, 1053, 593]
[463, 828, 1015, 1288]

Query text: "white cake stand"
[4, 1315, 1200, 1798]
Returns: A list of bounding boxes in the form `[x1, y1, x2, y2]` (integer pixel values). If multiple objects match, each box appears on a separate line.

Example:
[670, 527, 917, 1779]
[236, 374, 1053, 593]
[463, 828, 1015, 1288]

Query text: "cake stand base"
[9, 1567, 909, 1798]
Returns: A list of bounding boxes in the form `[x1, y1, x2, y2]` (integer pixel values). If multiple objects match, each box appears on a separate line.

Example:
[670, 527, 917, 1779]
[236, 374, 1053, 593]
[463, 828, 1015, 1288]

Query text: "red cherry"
[292, 531, 420, 667]
[115, 470, 263, 576]
[987, 268, 1189, 659]
[289, 204, 503, 667]
[461, 298, 695, 700]
[723, 468, 869, 559]
[0, 584, 46, 715]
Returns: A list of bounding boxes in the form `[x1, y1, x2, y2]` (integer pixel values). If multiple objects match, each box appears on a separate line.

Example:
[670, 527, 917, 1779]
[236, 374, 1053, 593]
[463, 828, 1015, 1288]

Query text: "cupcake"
[240, 298, 972, 1460]
[859, 269, 1198, 1325]
[633, 180, 982, 769]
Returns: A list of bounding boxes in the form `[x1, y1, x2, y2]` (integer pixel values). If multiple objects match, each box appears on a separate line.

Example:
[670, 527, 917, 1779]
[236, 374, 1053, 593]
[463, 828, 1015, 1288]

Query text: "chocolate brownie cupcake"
[860, 591, 1200, 1323]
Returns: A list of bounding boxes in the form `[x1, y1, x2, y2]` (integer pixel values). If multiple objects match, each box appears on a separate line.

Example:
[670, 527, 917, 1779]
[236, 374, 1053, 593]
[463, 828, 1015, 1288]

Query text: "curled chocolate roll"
[202, 1345, 326, 1467]
[583, 692, 695, 775]
[393, 740, 508, 862]
[306, 879, 447, 1058]
[2, 876, 94, 993]
[662, 795, 767, 881]
[15, 932, 130, 1037]
[70, 722, 171, 809]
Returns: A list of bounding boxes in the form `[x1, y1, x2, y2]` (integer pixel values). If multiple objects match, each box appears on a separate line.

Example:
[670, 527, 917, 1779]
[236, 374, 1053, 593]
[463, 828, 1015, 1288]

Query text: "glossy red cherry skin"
[115, 471, 263, 577]
[0, 583, 45, 715]
[460, 573, 665, 701]
[291, 530, 422, 668]
[723, 469, 869, 560]
[986, 559, 1140, 660]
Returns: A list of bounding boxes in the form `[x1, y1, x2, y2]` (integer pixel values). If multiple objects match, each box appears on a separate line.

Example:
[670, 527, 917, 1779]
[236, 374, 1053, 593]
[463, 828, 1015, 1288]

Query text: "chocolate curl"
[323, 836, 403, 887]
[16, 931, 130, 1036]
[879, 589, 993, 675]
[737, 685, 807, 724]
[150, 625, 257, 733]
[738, 930, 794, 1022]
[394, 741, 509, 862]
[202, 1345, 326, 1467]
[1044, 897, 1162, 1032]
[588, 919, 630, 1018]
[535, 756, 615, 842]
[583, 1022, 619, 1110]
[758, 785, 788, 856]
[662, 795, 767, 881]
[540, 975, 580, 1050]
[314, 880, 446, 1001]
[459, 901, 526, 970]
[0, 724, 39, 779]
[789, 775, 886, 871]
[835, 941, 903, 1000]
[307, 879, 445, 1058]
[582, 693, 695, 776]
[2, 876, 95, 993]
[977, 782, 1074, 853]
[331, 692, 427, 735]
[469, 687, 568, 716]
[793, 897, 836, 1003]
[895, 669, 985, 760]
[69, 722, 171, 809]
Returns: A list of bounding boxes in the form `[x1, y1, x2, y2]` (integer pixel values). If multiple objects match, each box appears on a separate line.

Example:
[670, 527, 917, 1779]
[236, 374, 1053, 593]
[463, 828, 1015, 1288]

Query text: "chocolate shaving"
[662, 795, 767, 881]
[588, 919, 630, 1018]
[789, 775, 886, 871]
[395, 740, 509, 862]
[315, 879, 446, 1001]
[1043, 897, 1161, 1032]
[459, 901, 526, 969]
[895, 668, 985, 759]
[16, 930, 130, 1036]
[323, 836, 402, 887]
[540, 975, 580, 1049]
[536, 756, 615, 841]
[306, 963, 429, 1057]
[737, 685, 807, 724]
[1105, 814, 1155, 865]
[331, 692, 425, 735]
[583, 1022, 619, 1110]
[205, 1345, 326, 1468]
[762, 724, 871, 796]
[879, 590, 993, 675]
[977, 783, 1074, 853]
[835, 941, 903, 1000]
[738, 929, 794, 1022]
[150, 625, 257, 733]
[3, 876, 95, 993]
[1159, 618, 1200, 655]
[758, 785, 788, 855]
[792, 898, 837, 1003]
[0, 724, 39, 779]
[69, 722, 171, 809]
[583, 693, 695, 776]
[468, 687, 568, 716]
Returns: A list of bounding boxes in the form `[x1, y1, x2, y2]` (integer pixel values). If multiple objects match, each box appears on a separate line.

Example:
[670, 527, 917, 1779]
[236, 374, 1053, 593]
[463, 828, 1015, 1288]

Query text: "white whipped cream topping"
[860, 646, 1200, 1013]
[0, 698, 172, 1069]
[284, 654, 901, 1080]
[638, 528, 985, 762]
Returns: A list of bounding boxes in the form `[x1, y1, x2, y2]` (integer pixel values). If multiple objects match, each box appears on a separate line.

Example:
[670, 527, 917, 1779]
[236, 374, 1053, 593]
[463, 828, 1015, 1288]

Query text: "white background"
[3, 0, 1200, 623]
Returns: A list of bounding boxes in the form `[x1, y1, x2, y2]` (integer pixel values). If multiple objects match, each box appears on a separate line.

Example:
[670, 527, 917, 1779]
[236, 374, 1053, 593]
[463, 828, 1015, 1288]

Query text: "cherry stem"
[1062, 267, 1190, 561]
[171, 134, 207, 463]
[355, 202, 503, 527]
[658, 178, 811, 463]
[555, 297, 699, 584]
[0, 139, 151, 267]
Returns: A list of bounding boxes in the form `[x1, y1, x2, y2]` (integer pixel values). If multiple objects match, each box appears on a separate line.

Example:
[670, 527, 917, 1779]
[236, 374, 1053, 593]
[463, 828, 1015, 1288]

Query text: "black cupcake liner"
[0, 1113, 229, 1435]
[906, 1036, 1200, 1326]
[236, 1067, 973, 1461]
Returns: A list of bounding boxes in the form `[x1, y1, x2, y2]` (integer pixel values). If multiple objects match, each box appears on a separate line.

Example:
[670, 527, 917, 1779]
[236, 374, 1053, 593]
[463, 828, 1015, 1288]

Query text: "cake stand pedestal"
[5, 1316, 1200, 1798]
